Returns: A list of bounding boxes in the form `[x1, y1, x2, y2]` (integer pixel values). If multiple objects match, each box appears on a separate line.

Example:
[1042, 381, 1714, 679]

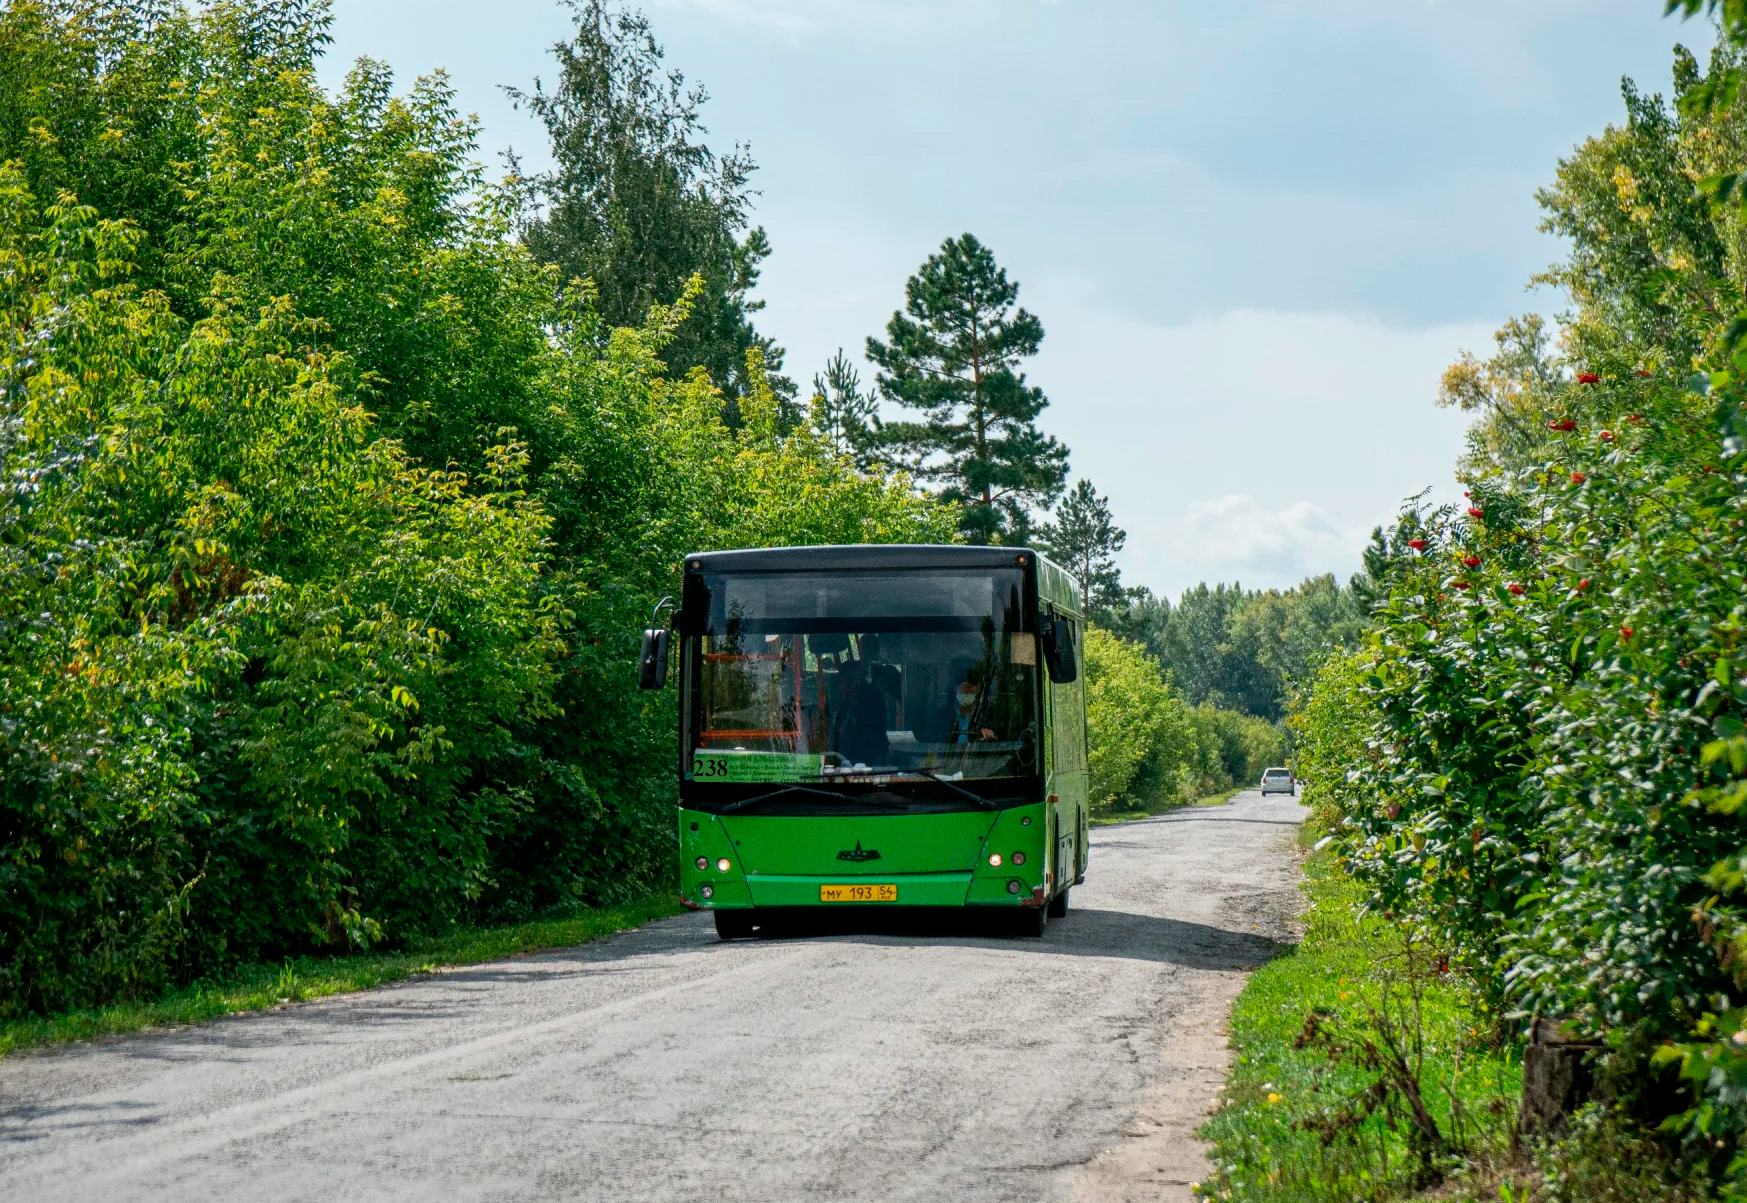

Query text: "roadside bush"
[1289, 650, 1379, 835]
[1084, 626, 1198, 809]
[1301, 379, 1747, 1024]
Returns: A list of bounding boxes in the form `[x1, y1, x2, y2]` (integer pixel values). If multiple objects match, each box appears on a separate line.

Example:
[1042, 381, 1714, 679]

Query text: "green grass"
[1196, 847, 1520, 1203]
[1091, 786, 1242, 826]
[0, 894, 682, 1059]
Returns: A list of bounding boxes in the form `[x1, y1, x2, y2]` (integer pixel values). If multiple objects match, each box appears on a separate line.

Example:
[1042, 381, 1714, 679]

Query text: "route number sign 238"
[692, 755, 733, 779]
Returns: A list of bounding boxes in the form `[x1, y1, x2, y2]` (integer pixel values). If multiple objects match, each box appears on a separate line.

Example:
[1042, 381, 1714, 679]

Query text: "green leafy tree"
[1139, 576, 1365, 722]
[508, 0, 791, 411]
[1186, 704, 1285, 789]
[0, 0, 953, 1018]
[1040, 478, 1126, 614]
[1157, 583, 1256, 713]
[1228, 575, 1368, 703]
[867, 233, 1068, 543]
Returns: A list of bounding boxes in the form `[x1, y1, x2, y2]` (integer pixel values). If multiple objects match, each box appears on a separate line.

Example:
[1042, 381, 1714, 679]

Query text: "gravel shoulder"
[0, 790, 1306, 1202]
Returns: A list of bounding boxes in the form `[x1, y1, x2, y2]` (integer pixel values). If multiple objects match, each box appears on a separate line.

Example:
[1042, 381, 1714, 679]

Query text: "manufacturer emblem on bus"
[836, 841, 881, 862]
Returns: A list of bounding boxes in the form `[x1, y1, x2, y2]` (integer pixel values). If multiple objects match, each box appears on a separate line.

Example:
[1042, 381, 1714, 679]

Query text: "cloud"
[1150, 495, 1371, 592]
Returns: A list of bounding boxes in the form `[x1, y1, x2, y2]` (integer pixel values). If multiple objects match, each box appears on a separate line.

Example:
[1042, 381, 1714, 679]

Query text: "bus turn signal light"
[1007, 880, 1021, 894]
[716, 857, 731, 873]
[1012, 852, 1025, 866]
[700, 884, 714, 899]
[988, 853, 1002, 867]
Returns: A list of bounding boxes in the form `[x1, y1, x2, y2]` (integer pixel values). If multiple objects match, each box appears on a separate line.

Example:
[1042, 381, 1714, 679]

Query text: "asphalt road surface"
[0, 789, 1305, 1203]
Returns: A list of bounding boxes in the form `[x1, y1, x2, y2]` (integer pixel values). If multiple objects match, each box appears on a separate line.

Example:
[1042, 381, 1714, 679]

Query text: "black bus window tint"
[1051, 670, 1087, 778]
[690, 570, 1038, 780]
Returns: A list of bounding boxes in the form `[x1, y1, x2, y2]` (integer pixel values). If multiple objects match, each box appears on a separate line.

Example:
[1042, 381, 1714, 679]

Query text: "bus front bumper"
[685, 872, 1041, 909]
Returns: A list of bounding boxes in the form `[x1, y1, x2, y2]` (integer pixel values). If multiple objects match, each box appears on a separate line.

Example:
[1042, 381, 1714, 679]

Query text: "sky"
[323, 0, 1713, 600]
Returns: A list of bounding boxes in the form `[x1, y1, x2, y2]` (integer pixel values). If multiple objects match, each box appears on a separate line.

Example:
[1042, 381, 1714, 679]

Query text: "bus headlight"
[988, 853, 1003, 867]
[716, 857, 732, 873]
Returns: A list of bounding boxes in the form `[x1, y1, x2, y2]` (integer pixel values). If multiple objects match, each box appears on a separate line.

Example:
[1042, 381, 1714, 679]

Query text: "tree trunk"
[1518, 1017, 1600, 1137]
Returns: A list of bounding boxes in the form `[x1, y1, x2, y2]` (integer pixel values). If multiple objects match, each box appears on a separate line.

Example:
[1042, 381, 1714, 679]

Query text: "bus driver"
[951, 669, 997, 745]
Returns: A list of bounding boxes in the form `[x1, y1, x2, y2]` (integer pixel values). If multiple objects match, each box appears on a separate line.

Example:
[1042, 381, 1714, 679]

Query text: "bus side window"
[1049, 649, 1087, 778]
[1042, 668, 1055, 778]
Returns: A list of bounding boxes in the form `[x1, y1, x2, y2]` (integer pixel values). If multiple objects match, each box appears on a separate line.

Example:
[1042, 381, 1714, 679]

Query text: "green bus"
[639, 544, 1089, 938]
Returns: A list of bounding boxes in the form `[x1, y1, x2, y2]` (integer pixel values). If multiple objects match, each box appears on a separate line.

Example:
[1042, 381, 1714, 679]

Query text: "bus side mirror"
[638, 628, 670, 690]
[1041, 615, 1078, 684]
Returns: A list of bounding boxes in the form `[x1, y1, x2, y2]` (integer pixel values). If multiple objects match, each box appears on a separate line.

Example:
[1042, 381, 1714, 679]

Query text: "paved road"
[0, 790, 1304, 1203]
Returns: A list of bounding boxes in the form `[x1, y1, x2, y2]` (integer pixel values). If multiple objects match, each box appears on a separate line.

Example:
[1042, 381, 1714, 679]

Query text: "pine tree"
[1040, 479, 1126, 613]
[866, 233, 1068, 543]
[509, 0, 793, 410]
[809, 348, 881, 465]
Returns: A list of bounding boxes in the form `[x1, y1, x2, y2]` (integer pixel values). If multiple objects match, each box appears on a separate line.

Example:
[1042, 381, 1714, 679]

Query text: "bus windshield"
[688, 569, 1038, 783]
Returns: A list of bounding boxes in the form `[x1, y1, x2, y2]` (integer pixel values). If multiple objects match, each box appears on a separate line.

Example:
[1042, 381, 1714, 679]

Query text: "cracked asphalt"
[0, 789, 1305, 1203]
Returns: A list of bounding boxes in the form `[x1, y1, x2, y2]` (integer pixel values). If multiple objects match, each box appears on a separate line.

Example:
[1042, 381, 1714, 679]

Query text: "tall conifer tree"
[809, 348, 881, 466]
[1041, 479, 1126, 612]
[867, 234, 1068, 543]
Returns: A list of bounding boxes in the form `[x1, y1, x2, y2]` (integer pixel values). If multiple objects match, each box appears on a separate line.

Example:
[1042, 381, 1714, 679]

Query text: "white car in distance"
[1260, 767, 1296, 796]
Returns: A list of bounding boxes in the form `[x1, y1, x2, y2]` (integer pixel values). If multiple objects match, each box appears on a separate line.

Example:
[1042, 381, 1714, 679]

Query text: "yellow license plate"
[819, 883, 898, 903]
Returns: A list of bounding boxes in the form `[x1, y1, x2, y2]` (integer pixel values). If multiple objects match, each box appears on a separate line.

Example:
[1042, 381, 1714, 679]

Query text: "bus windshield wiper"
[718, 785, 909, 814]
[829, 767, 1000, 810]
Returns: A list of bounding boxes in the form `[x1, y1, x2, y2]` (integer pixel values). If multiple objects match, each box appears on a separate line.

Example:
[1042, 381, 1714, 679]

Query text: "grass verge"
[1091, 786, 1244, 827]
[1196, 845, 1520, 1202]
[0, 893, 682, 1059]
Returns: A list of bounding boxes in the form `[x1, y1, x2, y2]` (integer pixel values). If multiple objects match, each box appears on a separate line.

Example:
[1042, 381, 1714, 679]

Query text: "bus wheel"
[1047, 887, 1070, 919]
[1012, 906, 1048, 938]
[714, 910, 755, 940]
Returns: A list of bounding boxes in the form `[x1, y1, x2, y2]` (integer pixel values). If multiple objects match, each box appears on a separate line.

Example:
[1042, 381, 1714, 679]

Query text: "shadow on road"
[692, 906, 1288, 971]
[0, 1099, 158, 1144]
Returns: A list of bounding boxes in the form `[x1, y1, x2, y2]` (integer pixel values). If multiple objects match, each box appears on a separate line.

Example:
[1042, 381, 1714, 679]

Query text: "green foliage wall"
[1296, 35, 1747, 1160]
[0, 0, 952, 1017]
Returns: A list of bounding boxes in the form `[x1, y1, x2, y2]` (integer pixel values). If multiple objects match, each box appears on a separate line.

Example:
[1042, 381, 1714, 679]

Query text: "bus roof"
[682, 544, 1083, 616]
